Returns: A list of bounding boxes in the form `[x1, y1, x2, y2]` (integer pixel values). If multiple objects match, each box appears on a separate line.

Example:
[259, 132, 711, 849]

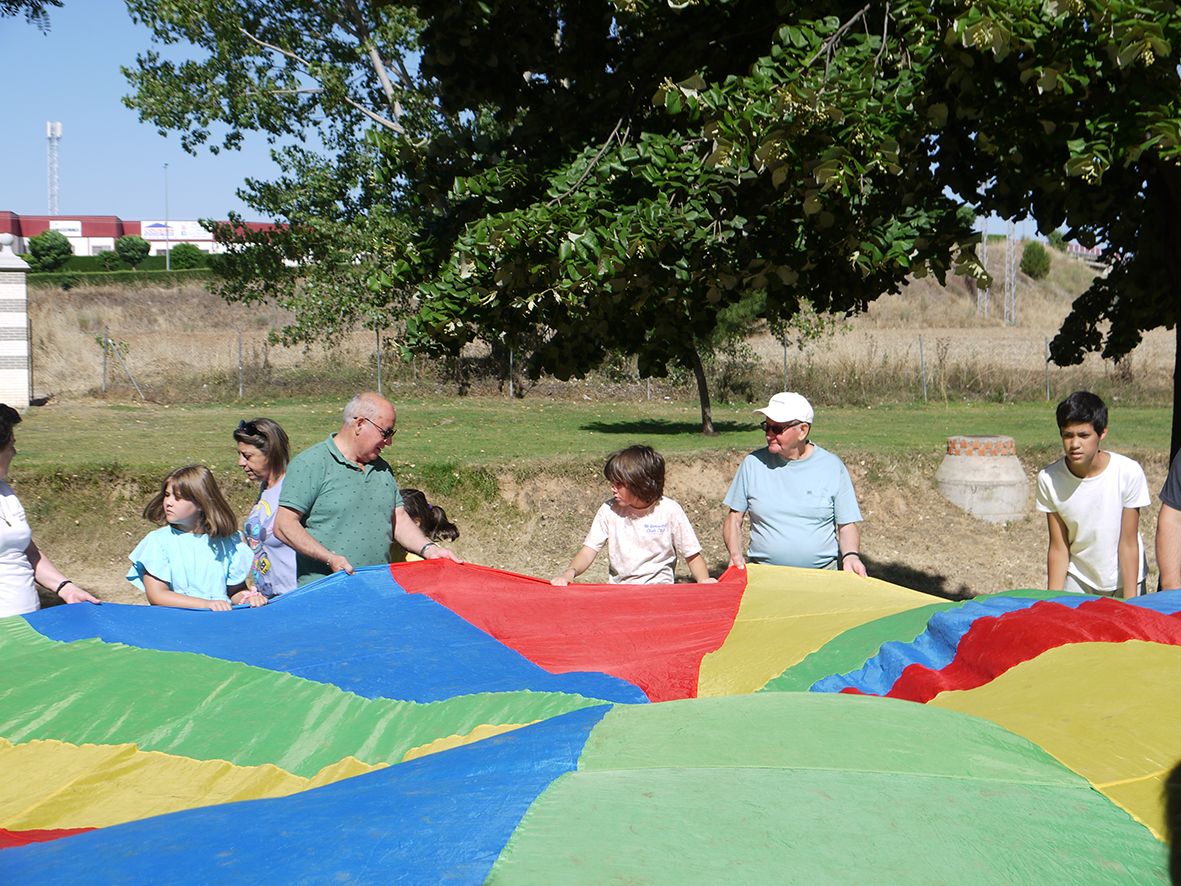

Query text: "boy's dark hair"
[1055, 390, 1108, 435]
[232, 417, 291, 476]
[604, 445, 664, 504]
[1168, 760, 1181, 884]
[0, 404, 20, 451]
[401, 488, 460, 541]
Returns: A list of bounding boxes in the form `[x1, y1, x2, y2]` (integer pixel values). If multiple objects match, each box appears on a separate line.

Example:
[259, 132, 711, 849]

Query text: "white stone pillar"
[0, 234, 32, 408]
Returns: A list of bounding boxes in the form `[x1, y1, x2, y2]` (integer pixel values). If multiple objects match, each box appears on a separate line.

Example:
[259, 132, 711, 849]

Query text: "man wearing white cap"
[722, 392, 866, 576]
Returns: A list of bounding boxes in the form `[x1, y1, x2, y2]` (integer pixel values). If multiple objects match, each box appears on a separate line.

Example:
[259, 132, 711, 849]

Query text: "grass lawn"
[14, 395, 1171, 474]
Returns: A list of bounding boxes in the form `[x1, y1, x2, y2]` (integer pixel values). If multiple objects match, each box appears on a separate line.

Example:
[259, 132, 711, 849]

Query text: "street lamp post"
[164, 162, 170, 272]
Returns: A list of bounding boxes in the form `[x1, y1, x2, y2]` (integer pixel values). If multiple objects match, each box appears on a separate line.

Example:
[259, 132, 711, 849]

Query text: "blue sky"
[0, 2, 285, 221]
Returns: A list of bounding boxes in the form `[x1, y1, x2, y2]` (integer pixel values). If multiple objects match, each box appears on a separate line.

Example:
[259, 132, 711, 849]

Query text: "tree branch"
[805, 2, 872, 68]
[547, 117, 625, 206]
[239, 26, 407, 135]
[342, 0, 398, 106]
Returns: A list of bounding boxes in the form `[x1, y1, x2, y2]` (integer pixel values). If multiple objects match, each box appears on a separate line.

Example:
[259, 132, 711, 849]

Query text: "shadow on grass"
[583, 419, 749, 435]
[867, 558, 973, 601]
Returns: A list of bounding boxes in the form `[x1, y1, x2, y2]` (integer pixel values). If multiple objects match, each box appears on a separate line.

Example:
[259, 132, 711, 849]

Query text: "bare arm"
[837, 523, 867, 577]
[26, 540, 99, 604]
[1046, 512, 1070, 591]
[685, 551, 717, 583]
[393, 505, 461, 563]
[1117, 507, 1142, 599]
[274, 506, 354, 575]
[143, 572, 231, 611]
[552, 546, 598, 586]
[723, 509, 747, 570]
[1157, 503, 1181, 590]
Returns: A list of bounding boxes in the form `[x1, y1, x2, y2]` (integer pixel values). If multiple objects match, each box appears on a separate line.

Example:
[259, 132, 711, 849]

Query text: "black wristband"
[840, 551, 861, 561]
[419, 541, 437, 557]
[55, 579, 73, 594]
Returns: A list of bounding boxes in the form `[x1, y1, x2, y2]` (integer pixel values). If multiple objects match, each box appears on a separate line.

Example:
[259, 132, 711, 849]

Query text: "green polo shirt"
[279, 434, 404, 586]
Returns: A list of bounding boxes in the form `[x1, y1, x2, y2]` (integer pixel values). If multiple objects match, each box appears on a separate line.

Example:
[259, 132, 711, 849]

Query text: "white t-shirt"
[0, 481, 37, 617]
[582, 496, 702, 584]
[1035, 451, 1151, 593]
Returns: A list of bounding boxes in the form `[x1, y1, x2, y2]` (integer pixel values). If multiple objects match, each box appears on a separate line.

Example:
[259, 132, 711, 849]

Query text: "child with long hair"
[396, 489, 459, 561]
[128, 465, 258, 611]
[552, 445, 715, 585]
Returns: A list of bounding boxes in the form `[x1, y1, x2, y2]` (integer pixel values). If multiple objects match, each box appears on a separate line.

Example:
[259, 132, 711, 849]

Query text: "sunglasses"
[360, 416, 397, 440]
[237, 419, 259, 435]
[761, 420, 803, 435]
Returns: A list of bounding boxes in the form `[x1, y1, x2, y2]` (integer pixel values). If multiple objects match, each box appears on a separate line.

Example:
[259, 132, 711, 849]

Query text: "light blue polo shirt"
[279, 434, 403, 585]
[724, 444, 862, 568]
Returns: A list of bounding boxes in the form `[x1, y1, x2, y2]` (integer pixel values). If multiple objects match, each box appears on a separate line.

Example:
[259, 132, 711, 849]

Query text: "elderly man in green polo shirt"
[275, 391, 460, 586]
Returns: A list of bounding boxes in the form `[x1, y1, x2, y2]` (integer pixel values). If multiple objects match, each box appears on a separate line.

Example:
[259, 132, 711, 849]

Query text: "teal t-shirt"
[279, 435, 404, 585]
[723, 444, 862, 568]
[127, 525, 253, 601]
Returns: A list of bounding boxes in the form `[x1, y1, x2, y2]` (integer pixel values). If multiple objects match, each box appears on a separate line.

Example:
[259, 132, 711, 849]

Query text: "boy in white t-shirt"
[1035, 391, 1150, 598]
[551, 445, 716, 585]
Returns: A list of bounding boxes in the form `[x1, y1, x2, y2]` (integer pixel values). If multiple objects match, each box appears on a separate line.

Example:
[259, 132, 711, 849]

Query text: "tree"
[404, 4, 990, 431]
[920, 0, 1181, 453]
[26, 230, 72, 272]
[1, 0, 61, 30]
[123, 1, 482, 349]
[1021, 241, 1051, 280]
[124, 2, 983, 432]
[168, 242, 205, 269]
[115, 235, 151, 269]
[1047, 230, 1067, 252]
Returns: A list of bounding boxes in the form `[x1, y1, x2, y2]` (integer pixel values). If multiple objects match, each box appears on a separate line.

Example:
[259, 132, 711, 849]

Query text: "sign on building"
[140, 220, 212, 241]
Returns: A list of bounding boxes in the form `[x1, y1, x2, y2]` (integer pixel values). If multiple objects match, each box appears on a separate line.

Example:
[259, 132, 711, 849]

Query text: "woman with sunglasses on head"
[233, 418, 297, 598]
[722, 392, 867, 577]
[0, 404, 99, 618]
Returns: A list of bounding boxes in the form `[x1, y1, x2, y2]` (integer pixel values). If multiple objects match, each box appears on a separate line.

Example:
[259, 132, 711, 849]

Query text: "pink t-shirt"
[582, 496, 702, 584]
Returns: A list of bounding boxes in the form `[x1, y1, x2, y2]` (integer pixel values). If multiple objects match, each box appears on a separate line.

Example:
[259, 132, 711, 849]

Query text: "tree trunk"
[688, 347, 718, 436]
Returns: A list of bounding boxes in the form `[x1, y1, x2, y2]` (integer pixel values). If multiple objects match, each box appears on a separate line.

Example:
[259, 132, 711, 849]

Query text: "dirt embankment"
[50, 447, 1170, 609]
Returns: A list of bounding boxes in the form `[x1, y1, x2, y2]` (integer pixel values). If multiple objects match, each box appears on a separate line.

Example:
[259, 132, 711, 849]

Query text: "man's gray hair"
[343, 393, 378, 424]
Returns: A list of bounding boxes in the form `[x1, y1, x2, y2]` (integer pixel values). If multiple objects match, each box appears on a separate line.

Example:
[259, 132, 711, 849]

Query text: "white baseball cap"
[754, 392, 814, 425]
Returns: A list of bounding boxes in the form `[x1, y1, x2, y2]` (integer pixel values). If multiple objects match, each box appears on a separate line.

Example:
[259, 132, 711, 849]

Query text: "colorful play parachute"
[1, 562, 1176, 882]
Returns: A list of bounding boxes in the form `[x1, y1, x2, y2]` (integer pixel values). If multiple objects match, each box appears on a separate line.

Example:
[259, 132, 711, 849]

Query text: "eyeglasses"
[762, 420, 803, 435]
[237, 419, 258, 435]
[361, 416, 396, 440]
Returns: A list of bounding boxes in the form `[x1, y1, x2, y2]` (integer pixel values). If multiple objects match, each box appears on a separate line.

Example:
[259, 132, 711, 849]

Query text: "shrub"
[98, 251, 124, 271]
[168, 243, 205, 269]
[26, 230, 73, 272]
[115, 235, 151, 269]
[1047, 230, 1067, 252]
[1020, 240, 1051, 280]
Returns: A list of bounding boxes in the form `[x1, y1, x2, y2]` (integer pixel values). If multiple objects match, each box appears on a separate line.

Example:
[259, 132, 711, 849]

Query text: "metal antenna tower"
[46, 121, 61, 215]
[1003, 221, 1018, 326]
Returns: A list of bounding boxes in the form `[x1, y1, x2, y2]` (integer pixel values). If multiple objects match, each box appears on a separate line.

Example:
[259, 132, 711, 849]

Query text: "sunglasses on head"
[237, 419, 259, 435]
[761, 420, 803, 435]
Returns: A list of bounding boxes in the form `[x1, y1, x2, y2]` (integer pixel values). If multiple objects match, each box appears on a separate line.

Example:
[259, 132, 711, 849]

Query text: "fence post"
[508, 346, 514, 399]
[237, 332, 244, 400]
[1044, 336, 1052, 401]
[101, 325, 109, 393]
[919, 335, 928, 402]
[375, 328, 383, 396]
[782, 337, 789, 390]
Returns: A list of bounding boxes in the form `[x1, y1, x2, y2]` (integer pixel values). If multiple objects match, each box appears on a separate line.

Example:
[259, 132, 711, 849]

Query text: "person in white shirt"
[0, 404, 99, 618]
[552, 445, 716, 586]
[1035, 391, 1150, 598]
